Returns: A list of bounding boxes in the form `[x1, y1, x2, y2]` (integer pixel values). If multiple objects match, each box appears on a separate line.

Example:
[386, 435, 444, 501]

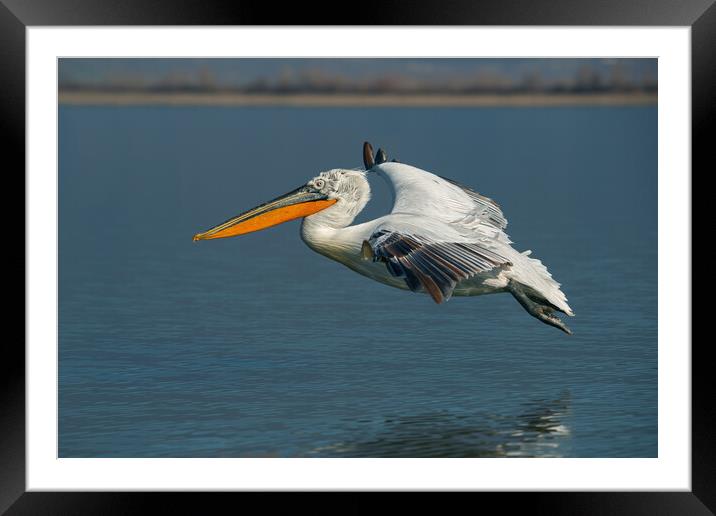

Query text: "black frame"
[3, 1, 707, 514]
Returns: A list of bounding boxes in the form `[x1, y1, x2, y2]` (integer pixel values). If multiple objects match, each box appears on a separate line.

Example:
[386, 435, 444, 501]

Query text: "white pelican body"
[195, 143, 574, 334]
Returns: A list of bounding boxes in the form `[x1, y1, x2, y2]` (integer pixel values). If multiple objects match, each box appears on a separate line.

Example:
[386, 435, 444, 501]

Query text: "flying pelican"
[193, 142, 574, 334]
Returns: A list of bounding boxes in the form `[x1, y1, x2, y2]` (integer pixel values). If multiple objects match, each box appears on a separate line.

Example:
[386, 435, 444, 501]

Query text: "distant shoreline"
[58, 91, 657, 108]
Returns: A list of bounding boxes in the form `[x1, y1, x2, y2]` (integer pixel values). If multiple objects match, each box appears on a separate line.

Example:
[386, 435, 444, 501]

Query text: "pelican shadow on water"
[194, 142, 574, 334]
[303, 393, 572, 458]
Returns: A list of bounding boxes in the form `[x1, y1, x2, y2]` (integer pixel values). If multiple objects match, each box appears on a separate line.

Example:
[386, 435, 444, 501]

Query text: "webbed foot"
[509, 282, 573, 335]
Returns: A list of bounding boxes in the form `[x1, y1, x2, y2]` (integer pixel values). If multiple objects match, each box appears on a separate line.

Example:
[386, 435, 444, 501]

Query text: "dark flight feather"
[366, 230, 510, 303]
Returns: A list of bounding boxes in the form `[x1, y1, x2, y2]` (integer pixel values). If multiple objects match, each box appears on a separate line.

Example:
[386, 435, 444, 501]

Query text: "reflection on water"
[306, 393, 571, 457]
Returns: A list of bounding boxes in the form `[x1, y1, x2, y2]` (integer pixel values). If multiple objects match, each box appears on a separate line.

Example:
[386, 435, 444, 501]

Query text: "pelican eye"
[313, 179, 326, 189]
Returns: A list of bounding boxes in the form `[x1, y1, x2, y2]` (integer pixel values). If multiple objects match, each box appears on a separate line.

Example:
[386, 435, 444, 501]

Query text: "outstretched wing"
[374, 161, 508, 231]
[438, 176, 507, 230]
[363, 227, 511, 304]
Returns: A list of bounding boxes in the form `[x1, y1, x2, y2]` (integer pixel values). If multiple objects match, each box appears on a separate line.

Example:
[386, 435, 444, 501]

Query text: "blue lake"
[59, 104, 657, 457]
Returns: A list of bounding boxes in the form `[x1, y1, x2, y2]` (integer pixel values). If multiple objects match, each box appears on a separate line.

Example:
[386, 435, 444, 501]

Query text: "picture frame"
[4, 0, 706, 513]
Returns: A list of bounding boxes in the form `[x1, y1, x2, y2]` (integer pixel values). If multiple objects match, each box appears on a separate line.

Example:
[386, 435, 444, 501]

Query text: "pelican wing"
[438, 176, 507, 230]
[364, 227, 511, 304]
[375, 162, 508, 230]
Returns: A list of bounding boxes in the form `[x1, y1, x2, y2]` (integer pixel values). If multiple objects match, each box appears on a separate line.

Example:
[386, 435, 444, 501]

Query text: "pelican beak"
[193, 186, 336, 241]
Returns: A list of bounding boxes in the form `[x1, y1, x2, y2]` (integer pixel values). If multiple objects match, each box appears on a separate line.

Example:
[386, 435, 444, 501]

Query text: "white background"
[27, 27, 691, 490]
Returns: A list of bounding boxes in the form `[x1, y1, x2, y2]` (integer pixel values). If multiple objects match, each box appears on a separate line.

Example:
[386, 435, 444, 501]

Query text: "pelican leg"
[509, 282, 573, 335]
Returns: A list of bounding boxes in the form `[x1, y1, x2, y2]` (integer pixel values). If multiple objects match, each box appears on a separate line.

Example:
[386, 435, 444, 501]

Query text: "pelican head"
[193, 168, 370, 241]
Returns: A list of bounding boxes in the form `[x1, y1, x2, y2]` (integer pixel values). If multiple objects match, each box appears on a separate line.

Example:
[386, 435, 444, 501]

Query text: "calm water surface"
[59, 105, 657, 457]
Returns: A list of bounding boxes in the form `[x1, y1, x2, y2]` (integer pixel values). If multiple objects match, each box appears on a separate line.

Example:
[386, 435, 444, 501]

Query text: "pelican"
[193, 142, 574, 334]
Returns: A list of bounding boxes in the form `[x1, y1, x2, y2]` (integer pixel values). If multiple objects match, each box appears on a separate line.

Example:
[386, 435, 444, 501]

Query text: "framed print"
[4, 0, 708, 513]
